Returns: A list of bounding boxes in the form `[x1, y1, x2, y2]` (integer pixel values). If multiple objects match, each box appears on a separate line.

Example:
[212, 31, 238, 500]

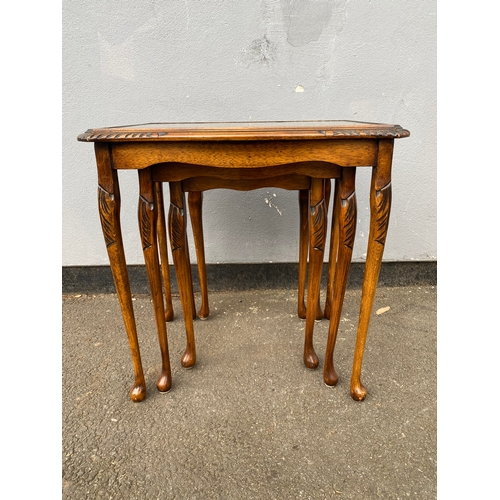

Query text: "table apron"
[151, 163, 341, 183]
[110, 139, 378, 170]
[182, 175, 311, 192]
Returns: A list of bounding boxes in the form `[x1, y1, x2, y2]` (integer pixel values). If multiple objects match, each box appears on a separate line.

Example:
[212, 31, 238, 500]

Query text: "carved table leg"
[297, 189, 309, 319]
[169, 182, 197, 368]
[155, 183, 174, 322]
[350, 140, 394, 401]
[323, 168, 357, 386]
[184, 226, 197, 321]
[303, 178, 327, 369]
[188, 191, 210, 319]
[94, 143, 147, 402]
[323, 179, 339, 320]
[297, 182, 330, 321]
[138, 169, 172, 393]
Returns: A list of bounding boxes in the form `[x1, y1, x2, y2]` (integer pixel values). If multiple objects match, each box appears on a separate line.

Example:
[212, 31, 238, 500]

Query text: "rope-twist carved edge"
[78, 127, 409, 142]
[79, 132, 169, 141]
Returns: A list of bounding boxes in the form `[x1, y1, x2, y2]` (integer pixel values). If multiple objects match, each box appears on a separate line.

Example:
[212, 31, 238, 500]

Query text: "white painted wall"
[63, 0, 436, 266]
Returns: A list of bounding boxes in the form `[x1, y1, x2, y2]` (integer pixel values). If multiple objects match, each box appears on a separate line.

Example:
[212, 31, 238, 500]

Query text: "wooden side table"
[78, 121, 410, 402]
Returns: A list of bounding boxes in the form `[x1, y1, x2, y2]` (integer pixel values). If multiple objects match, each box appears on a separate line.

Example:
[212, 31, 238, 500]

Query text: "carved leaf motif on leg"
[98, 182, 147, 402]
[342, 192, 357, 250]
[169, 203, 185, 253]
[323, 182, 356, 387]
[138, 195, 154, 250]
[98, 185, 116, 248]
[373, 182, 392, 246]
[303, 182, 326, 370]
[310, 200, 325, 252]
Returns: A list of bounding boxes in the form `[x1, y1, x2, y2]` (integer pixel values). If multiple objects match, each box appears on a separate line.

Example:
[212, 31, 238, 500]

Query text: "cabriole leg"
[188, 191, 210, 319]
[138, 169, 172, 393]
[95, 143, 146, 402]
[323, 168, 357, 386]
[303, 178, 327, 369]
[297, 189, 309, 319]
[169, 182, 197, 368]
[323, 179, 339, 320]
[297, 183, 329, 321]
[155, 182, 174, 322]
[351, 140, 394, 401]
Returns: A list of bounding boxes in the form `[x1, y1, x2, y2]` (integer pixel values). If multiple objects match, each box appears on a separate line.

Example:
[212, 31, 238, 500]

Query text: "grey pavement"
[62, 285, 436, 499]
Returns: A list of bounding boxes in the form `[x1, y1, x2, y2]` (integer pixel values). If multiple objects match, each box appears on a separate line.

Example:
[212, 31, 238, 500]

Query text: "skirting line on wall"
[62, 261, 436, 295]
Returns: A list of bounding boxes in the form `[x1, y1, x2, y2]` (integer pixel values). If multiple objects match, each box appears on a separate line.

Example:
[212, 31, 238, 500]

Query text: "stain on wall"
[243, 35, 278, 66]
[281, 0, 336, 46]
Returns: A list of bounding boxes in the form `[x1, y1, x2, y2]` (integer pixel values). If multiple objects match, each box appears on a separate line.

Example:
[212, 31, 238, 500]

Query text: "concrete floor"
[62, 285, 436, 499]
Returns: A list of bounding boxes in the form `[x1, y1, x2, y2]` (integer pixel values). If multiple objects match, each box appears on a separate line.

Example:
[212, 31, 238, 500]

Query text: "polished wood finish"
[297, 189, 309, 319]
[105, 140, 378, 171]
[297, 180, 331, 320]
[95, 143, 147, 402]
[323, 179, 340, 320]
[78, 120, 409, 142]
[168, 181, 198, 368]
[155, 182, 174, 322]
[137, 169, 172, 392]
[187, 191, 210, 319]
[303, 177, 327, 368]
[323, 168, 357, 386]
[350, 139, 395, 400]
[80, 121, 409, 401]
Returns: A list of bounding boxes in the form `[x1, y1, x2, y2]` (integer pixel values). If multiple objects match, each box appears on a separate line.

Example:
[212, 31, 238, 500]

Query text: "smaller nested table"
[78, 121, 410, 402]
